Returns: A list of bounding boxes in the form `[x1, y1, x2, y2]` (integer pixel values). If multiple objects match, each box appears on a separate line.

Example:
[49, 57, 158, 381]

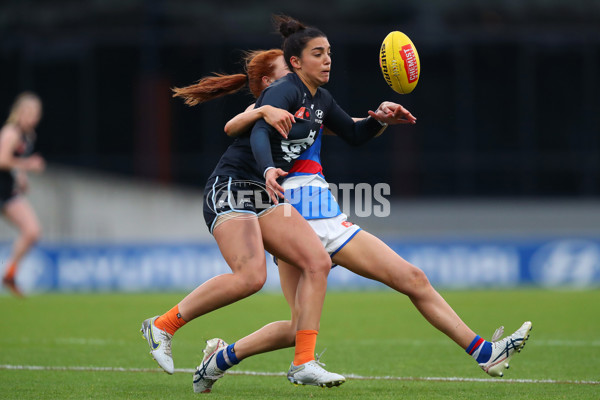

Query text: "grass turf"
[1, 289, 599, 399]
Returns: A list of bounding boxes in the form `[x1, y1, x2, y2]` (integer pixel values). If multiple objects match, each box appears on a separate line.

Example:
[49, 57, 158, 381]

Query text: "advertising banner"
[2, 236, 600, 293]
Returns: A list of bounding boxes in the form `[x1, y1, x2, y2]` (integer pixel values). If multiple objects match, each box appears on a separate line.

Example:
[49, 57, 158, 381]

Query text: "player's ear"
[261, 76, 272, 87]
[290, 56, 301, 70]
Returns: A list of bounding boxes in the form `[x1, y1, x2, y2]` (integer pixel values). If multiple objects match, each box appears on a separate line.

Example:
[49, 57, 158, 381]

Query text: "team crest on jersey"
[281, 129, 317, 162]
[294, 107, 311, 120]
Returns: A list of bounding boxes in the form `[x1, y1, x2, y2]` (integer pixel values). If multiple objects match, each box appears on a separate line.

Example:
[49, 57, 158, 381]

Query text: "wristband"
[263, 166, 275, 178]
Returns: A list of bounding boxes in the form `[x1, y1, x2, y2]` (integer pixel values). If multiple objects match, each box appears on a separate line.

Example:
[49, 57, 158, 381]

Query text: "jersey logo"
[294, 107, 311, 120]
[342, 221, 354, 228]
[281, 129, 317, 162]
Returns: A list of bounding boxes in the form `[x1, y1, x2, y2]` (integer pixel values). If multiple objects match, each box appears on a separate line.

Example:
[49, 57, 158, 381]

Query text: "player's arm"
[324, 101, 417, 142]
[322, 117, 362, 136]
[225, 104, 295, 139]
[0, 126, 45, 172]
[250, 82, 297, 203]
[323, 98, 388, 145]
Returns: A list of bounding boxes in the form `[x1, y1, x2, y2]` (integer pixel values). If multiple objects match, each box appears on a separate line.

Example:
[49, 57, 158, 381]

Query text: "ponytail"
[272, 14, 306, 38]
[172, 73, 248, 106]
[174, 49, 284, 105]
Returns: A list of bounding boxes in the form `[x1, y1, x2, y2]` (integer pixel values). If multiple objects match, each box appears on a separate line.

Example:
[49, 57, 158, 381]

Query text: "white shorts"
[307, 213, 361, 256]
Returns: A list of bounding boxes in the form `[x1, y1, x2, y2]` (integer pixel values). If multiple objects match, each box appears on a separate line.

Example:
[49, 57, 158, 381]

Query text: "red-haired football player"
[140, 16, 412, 389]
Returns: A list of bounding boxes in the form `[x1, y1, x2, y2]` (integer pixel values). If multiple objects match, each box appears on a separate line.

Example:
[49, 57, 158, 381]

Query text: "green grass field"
[1, 289, 599, 399]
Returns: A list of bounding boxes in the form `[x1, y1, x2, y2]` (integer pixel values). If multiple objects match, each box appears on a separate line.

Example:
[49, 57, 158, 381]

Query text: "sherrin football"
[379, 31, 420, 94]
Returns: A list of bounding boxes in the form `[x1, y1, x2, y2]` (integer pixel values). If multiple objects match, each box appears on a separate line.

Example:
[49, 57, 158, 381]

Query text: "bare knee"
[22, 224, 42, 244]
[235, 266, 267, 296]
[298, 252, 331, 278]
[403, 265, 432, 298]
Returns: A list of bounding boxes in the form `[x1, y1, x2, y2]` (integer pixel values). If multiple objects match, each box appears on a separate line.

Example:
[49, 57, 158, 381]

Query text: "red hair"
[172, 49, 284, 106]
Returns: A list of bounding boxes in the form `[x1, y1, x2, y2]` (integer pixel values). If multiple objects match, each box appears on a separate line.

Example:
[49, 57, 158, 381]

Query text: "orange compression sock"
[293, 329, 318, 366]
[154, 304, 187, 336]
[3, 262, 17, 280]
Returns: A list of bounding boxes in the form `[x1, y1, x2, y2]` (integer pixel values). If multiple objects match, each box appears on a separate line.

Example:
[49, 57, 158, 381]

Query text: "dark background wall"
[1, 0, 599, 198]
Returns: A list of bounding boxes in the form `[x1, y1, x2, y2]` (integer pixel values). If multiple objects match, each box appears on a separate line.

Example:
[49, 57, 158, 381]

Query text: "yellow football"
[379, 31, 420, 94]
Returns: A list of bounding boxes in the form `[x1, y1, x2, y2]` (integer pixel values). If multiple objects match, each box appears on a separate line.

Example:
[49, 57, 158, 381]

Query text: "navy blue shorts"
[203, 175, 276, 233]
[0, 172, 17, 209]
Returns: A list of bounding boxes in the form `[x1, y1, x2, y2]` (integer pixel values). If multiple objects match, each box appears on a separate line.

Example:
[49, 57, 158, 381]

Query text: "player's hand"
[264, 167, 288, 204]
[368, 102, 416, 125]
[25, 153, 46, 172]
[262, 105, 295, 139]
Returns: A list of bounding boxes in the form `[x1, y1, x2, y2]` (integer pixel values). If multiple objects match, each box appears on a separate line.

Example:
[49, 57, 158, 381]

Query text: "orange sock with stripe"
[3, 262, 17, 280]
[154, 305, 187, 336]
[293, 329, 318, 366]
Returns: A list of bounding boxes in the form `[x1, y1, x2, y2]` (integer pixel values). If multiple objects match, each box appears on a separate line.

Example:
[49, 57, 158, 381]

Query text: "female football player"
[141, 18, 409, 389]
[0, 92, 45, 297]
[183, 15, 532, 393]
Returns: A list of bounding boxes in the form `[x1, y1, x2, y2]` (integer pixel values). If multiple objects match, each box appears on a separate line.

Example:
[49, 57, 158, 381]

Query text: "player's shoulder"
[267, 73, 299, 93]
[0, 123, 21, 143]
[316, 86, 333, 99]
[314, 86, 335, 109]
[258, 74, 301, 106]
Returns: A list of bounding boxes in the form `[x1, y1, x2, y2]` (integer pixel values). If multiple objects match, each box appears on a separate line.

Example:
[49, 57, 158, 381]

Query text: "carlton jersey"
[206, 73, 382, 219]
[250, 73, 383, 175]
[249, 73, 383, 219]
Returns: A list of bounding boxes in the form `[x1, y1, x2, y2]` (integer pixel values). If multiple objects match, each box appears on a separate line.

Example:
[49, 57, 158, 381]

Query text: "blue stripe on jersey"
[297, 128, 322, 163]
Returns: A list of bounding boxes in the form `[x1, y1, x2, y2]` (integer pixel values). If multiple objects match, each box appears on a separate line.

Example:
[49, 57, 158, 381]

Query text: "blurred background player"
[0, 92, 45, 297]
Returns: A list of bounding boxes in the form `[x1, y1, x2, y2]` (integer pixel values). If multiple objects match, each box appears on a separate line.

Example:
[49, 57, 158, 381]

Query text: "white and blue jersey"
[282, 129, 341, 220]
[282, 133, 363, 258]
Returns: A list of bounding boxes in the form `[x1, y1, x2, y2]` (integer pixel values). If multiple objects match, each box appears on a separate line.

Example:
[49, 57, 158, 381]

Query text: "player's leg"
[193, 259, 300, 393]
[258, 204, 344, 387]
[332, 230, 531, 376]
[259, 204, 330, 330]
[179, 215, 268, 318]
[333, 231, 475, 346]
[232, 259, 300, 359]
[2, 197, 41, 296]
[142, 214, 268, 374]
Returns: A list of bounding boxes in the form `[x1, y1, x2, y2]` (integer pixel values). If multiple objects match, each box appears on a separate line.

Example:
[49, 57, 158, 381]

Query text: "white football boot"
[287, 355, 346, 388]
[479, 321, 532, 377]
[193, 338, 229, 393]
[140, 316, 174, 374]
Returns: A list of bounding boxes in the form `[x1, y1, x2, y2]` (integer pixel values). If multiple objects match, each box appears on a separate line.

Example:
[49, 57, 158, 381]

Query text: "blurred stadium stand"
[2, 167, 600, 243]
[1, 0, 599, 197]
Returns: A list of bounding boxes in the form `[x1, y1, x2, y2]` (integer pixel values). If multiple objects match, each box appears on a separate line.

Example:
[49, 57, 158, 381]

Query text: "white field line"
[11, 337, 600, 347]
[1, 364, 598, 385]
